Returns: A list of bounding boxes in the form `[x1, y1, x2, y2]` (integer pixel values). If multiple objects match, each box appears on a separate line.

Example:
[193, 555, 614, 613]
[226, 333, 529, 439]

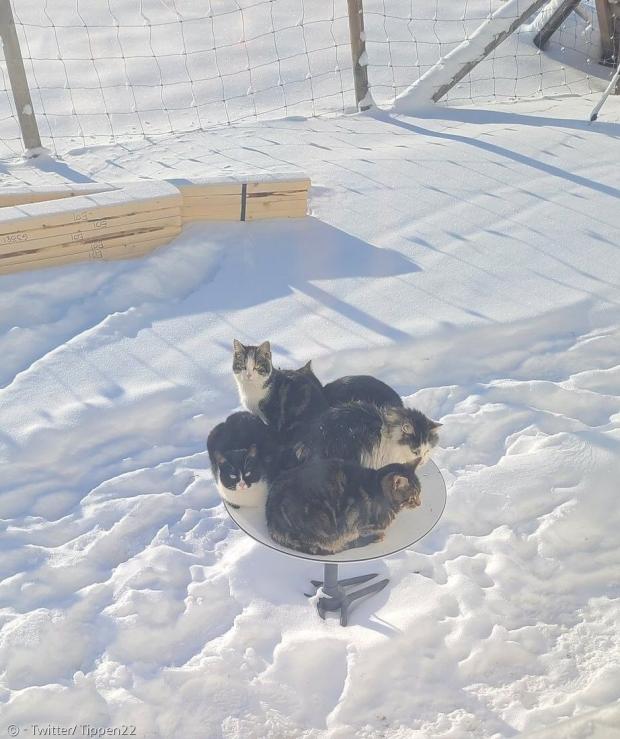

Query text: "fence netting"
[0, 0, 612, 155]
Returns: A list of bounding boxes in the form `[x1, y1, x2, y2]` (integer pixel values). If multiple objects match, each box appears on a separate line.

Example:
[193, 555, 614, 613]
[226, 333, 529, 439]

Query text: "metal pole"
[590, 58, 620, 119]
[0, 0, 42, 151]
[323, 563, 339, 595]
[346, 0, 371, 111]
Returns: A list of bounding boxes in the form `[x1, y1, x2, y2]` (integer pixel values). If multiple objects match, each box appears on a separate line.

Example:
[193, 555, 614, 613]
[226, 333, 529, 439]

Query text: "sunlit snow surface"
[1, 95, 619, 737]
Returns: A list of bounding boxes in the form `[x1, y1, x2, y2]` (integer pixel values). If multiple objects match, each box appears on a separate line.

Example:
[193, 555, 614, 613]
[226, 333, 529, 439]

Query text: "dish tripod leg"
[308, 562, 389, 626]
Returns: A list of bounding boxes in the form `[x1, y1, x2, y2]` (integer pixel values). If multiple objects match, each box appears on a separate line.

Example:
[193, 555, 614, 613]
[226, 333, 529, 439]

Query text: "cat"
[266, 458, 421, 555]
[294, 401, 441, 469]
[298, 359, 323, 391]
[323, 374, 403, 408]
[232, 339, 328, 438]
[207, 411, 277, 508]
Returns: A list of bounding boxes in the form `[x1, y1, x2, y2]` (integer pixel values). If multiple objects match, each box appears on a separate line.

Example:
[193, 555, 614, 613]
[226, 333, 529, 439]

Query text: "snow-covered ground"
[1, 93, 619, 737]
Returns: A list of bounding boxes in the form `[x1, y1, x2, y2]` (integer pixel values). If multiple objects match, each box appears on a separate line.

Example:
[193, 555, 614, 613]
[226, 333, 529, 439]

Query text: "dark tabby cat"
[323, 374, 403, 408]
[207, 411, 277, 508]
[266, 458, 421, 555]
[233, 339, 327, 438]
[295, 401, 441, 468]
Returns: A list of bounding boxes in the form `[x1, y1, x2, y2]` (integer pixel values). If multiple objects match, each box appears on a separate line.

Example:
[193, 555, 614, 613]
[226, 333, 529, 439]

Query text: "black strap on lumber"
[240, 183, 247, 222]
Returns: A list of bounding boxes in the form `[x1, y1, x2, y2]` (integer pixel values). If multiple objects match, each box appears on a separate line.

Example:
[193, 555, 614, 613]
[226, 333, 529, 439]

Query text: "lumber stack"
[173, 173, 310, 223]
[0, 171, 311, 276]
[0, 181, 182, 275]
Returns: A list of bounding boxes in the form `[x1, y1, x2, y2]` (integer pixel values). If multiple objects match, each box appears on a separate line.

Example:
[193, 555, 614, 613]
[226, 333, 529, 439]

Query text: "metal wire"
[0, 0, 612, 156]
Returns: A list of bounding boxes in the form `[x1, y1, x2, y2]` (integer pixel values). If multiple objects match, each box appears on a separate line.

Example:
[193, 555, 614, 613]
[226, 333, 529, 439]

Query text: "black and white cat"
[207, 411, 277, 508]
[267, 458, 421, 555]
[295, 401, 441, 468]
[323, 374, 403, 408]
[232, 339, 327, 438]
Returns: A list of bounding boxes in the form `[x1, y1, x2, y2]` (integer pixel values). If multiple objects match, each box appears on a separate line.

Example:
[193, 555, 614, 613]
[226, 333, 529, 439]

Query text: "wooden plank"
[182, 206, 241, 221]
[181, 195, 242, 209]
[0, 225, 180, 266]
[246, 193, 308, 204]
[246, 179, 310, 194]
[0, 181, 181, 236]
[0, 226, 181, 263]
[0, 182, 116, 207]
[533, 0, 581, 50]
[245, 201, 308, 220]
[0, 237, 170, 276]
[175, 183, 243, 197]
[0, 209, 181, 254]
[246, 195, 307, 209]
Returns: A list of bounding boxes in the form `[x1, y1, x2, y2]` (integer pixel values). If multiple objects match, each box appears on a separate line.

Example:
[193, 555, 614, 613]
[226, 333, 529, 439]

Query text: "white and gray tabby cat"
[233, 339, 327, 439]
[294, 400, 441, 469]
[267, 458, 421, 555]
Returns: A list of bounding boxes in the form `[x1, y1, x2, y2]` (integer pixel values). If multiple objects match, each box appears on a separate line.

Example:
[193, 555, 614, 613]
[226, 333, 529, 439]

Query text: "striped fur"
[266, 458, 421, 555]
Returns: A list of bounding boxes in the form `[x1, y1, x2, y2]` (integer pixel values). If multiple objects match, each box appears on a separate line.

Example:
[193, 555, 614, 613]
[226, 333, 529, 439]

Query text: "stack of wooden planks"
[173, 173, 310, 223]
[0, 181, 182, 275]
[0, 172, 310, 276]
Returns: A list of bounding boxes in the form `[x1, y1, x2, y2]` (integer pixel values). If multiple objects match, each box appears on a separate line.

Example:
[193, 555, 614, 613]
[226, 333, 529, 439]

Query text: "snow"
[391, 0, 592, 111]
[1, 93, 619, 737]
[2, 0, 620, 732]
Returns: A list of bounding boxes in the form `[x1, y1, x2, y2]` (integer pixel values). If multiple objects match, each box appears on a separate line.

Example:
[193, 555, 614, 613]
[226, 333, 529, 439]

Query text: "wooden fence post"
[0, 0, 42, 151]
[347, 0, 371, 110]
[595, 0, 619, 67]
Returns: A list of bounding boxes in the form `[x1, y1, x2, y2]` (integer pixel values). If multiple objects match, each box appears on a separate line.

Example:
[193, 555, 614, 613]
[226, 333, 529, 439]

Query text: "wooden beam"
[0, 208, 180, 254]
[533, 0, 582, 50]
[0, 182, 116, 207]
[0, 0, 42, 151]
[0, 237, 170, 275]
[245, 200, 308, 220]
[347, 0, 371, 110]
[0, 181, 181, 236]
[0, 226, 180, 267]
[596, 0, 618, 65]
[0, 220, 181, 260]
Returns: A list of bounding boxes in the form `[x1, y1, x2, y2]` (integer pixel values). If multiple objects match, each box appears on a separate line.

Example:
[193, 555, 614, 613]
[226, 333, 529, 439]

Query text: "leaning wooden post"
[347, 0, 371, 111]
[533, 0, 582, 50]
[0, 0, 42, 152]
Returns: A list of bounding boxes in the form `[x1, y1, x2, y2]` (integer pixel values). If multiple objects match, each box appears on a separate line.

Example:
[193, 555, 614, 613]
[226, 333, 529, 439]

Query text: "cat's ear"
[300, 360, 313, 374]
[257, 340, 271, 357]
[214, 451, 226, 464]
[429, 420, 443, 429]
[247, 444, 258, 458]
[390, 474, 409, 491]
[233, 338, 245, 354]
[402, 422, 414, 434]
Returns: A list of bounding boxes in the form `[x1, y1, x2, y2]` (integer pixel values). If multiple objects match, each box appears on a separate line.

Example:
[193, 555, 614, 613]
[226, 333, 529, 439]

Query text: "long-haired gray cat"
[233, 339, 327, 437]
[295, 400, 441, 468]
[266, 458, 421, 555]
